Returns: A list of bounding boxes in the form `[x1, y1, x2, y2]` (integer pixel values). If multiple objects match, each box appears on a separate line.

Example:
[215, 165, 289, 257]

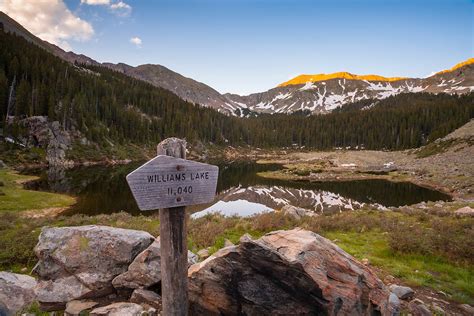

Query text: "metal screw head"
[176, 197, 182, 202]
[176, 165, 184, 171]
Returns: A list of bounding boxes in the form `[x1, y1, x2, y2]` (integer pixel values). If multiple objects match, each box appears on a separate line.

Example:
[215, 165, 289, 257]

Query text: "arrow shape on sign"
[126, 155, 219, 211]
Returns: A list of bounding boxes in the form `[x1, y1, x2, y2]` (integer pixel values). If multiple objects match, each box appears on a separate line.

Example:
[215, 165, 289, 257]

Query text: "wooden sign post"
[126, 138, 218, 316]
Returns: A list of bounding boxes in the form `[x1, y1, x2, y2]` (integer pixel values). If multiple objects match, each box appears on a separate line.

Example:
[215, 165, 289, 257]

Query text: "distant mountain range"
[1, 11, 473, 117]
[225, 60, 474, 116]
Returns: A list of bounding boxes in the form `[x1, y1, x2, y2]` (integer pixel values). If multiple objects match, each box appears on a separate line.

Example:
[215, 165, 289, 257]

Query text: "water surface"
[24, 162, 451, 216]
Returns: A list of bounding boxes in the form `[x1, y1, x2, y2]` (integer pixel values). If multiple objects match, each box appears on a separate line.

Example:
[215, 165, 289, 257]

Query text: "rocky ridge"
[219, 185, 363, 214]
[1, 12, 472, 117]
[224, 60, 474, 115]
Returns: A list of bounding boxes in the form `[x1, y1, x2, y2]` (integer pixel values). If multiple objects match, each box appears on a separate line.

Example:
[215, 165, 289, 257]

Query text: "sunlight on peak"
[434, 58, 474, 76]
[279, 58, 474, 87]
[278, 72, 407, 87]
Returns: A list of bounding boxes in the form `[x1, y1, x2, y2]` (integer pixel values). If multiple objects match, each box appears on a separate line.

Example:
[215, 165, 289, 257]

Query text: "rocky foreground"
[2, 225, 470, 315]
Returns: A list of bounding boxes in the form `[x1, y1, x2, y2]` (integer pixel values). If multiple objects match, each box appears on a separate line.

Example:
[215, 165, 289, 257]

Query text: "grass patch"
[0, 169, 76, 212]
[66, 141, 153, 163]
[324, 231, 474, 304]
[0, 205, 472, 304]
[0, 211, 160, 272]
[257, 170, 297, 180]
[0, 142, 46, 166]
[414, 138, 474, 158]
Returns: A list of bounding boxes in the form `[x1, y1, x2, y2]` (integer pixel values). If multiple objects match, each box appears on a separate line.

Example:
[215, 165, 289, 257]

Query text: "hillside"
[225, 60, 474, 115]
[0, 20, 473, 166]
[1, 12, 472, 117]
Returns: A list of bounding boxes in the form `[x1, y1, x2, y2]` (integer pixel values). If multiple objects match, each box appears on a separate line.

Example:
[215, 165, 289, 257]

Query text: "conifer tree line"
[0, 31, 473, 151]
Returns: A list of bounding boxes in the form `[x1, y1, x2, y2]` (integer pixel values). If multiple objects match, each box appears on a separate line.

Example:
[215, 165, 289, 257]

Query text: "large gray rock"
[0, 272, 37, 315]
[189, 228, 397, 315]
[18, 116, 73, 166]
[33, 225, 154, 310]
[389, 284, 415, 300]
[90, 302, 144, 316]
[388, 293, 400, 316]
[34, 275, 91, 311]
[112, 238, 198, 290]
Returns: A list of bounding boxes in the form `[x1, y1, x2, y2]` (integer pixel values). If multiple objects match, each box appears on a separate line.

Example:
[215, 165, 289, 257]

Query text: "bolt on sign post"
[126, 138, 218, 316]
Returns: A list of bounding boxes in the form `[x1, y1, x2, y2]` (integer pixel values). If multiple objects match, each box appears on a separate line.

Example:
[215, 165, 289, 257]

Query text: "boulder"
[197, 248, 210, 259]
[0, 160, 6, 169]
[130, 288, 162, 310]
[34, 275, 91, 311]
[0, 272, 37, 315]
[459, 304, 474, 314]
[454, 206, 474, 217]
[90, 302, 144, 316]
[281, 204, 316, 220]
[189, 228, 396, 315]
[388, 293, 400, 316]
[112, 239, 198, 290]
[389, 284, 415, 300]
[33, 225, 154, 310]
[408, 299, 432, 316]
[18, 116, 73, 166]
[188, 250, 198, 265]
[383, 275, 396, 285]
[65, 299, 99, 315]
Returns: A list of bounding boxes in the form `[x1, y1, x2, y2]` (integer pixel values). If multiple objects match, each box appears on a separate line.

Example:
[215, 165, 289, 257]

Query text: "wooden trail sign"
[126, 138, 218, 316]
[126, 155, 219, 210]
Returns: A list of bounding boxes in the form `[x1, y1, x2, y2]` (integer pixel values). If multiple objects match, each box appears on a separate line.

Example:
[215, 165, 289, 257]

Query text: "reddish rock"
[188, 228, 397, 315]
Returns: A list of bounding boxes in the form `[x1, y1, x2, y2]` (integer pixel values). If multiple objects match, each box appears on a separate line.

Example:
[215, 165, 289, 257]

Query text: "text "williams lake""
[147, 172, 210, 183]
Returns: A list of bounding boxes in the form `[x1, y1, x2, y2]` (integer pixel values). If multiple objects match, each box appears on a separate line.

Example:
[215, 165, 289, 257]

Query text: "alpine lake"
[21, 161, 451, 217]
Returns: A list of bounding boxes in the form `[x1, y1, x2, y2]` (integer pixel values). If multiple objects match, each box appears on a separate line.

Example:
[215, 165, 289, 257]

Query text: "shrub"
[388, 216, 474, 264]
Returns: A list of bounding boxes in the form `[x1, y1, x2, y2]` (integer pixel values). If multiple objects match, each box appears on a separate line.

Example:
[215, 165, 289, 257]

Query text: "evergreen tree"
[0, 30, 473, 150]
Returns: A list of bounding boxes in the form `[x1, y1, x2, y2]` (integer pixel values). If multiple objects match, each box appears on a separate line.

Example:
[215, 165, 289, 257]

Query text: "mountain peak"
[435, 58, 474, 76]
[278, 72, 407, 87]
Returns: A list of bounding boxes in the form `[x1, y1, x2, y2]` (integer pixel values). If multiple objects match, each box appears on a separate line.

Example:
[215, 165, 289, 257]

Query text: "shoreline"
[257, 168, 456, 200]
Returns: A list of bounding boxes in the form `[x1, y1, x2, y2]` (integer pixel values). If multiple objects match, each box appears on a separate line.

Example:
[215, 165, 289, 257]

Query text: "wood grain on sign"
[126, 155, 219, 210]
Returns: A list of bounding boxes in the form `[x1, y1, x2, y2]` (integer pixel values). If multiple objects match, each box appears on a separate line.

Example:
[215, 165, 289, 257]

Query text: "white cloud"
[0, 0, 94, 51]
[130, 36, 142, 48]
[80, 0, 132, 17]
[81, 0, 110, 4]
[110, 1, 132, 17]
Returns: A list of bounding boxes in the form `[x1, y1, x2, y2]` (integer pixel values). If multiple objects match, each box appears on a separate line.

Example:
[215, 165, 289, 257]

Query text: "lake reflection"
[23, 162, 451, 216]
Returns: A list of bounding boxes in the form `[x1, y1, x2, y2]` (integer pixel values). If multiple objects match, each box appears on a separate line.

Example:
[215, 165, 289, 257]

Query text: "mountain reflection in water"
[22, 162, 451, 216]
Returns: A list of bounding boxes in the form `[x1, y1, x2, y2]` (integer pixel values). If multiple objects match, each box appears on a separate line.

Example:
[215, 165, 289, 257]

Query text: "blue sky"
[2, 0, 473, 94]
